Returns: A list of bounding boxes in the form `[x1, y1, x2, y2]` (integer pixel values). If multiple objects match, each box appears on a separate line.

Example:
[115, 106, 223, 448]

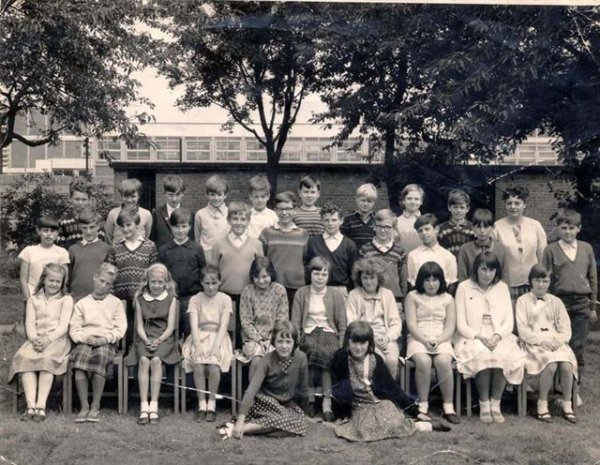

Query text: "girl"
[331, 322, 448, 442]
[516, 265, 578, 423]
[181, 265, 233, 423]
[126, 263, 181, 425]
[70, 263, 127, 423]
[394, 184, 424, 254]
[454, 251, 525, 423]
[291, 256, 346, 422]
[227, 320, 309, 439]
[239, 257, 289, 378]
[9, 263, 73, 421]
[405, 261, 459, 424]
[346, 257, 402, 379]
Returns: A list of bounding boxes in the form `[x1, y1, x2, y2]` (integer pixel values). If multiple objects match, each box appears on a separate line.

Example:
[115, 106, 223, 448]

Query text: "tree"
[0, 0, 154, 173]
[152, 1, 322, 199]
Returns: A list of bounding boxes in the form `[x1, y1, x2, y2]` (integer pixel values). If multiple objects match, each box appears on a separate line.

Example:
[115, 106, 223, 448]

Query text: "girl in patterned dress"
[181, 265, 233, 422]
[405, 261, 459, 424]
[331, 322, 449, 442]
[239, 257, 289, 378]
[454, 251, 525, 423]
[516, 265, 578, 423]
[9, 263, 73, 421]
[126, 263, 181, 425]
[226, 320, 309, 439]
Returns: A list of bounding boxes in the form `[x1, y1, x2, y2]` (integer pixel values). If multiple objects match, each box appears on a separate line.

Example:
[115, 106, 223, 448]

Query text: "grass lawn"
[1, 287, 599, 465]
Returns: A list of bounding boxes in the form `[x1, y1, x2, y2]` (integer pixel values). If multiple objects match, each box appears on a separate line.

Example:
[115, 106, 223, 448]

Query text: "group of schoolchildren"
[8, 172, 596, 443]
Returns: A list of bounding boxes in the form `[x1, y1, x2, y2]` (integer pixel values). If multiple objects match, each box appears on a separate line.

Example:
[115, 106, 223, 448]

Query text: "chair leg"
[181, 370, 186, 414]
[174, 364, 180, 415]
[13, 377, 19, 415]
[466, 377, 472, 417]
[117, 362, 124, 415]
[65, 366, 73, 416]
[231, 360, 237, 416]
[455, 370, 461, 418]
[572, 378, 579, 416]
[123, 366, 129, 415]
[399, 363, 406, 391]
[518, 380, 526, 417]
[236, 362, 243, 412]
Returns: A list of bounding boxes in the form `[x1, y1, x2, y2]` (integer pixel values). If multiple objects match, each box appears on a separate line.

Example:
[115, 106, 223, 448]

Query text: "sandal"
[34, 408, 46, 422]
[537, 412, 553, 423]
[138, 411, 149, 425]
[149, 411, 160, 425]
[21, 408, 36, 422]
[75, 409, 89, 423]
[87, 410, 100, 423]
[563, 411, 577, 424]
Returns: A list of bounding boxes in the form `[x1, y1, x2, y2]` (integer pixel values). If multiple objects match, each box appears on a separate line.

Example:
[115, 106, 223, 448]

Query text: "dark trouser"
[560, 294, 592, 383]
[285, 287, 298, 319]
[179, 295, 192, 338]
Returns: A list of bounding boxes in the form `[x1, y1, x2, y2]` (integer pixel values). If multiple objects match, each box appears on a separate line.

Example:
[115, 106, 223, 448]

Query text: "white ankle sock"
[562, 401, 573, 413]
[479, 400, 491, 413]
[207, 399, 216, 412]
[140, 401, 149, 412]
[443, 403, 456, 415]
[198, 399, 207, 411]
[537, 400, 548, 414]
[149, 401, 158, 412]
[418, 401, 429, 413]
[415, 421, 433, 432]
[490, 399, 501, 413]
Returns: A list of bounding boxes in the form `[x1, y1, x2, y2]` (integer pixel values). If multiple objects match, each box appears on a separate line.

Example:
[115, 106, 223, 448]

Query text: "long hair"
[34, 263, 68, 296]
[414, 261, 447, 295]
[469, 251, 502, 286]
[134, 263, 177, 301]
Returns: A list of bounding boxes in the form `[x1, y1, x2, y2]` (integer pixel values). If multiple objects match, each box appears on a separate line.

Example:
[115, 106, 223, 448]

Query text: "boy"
[437, 189, 476, 257]
[158, 208, 206, 336]
[150, 174, 193, 249]
[105, 178, 152, 245]
[19, 215, 70, 303]
[292, 175, 324, 236]
[68, 210, 111, 302]
[457, 208, 507, 282]
[58, 177, 104, 248]
[358, 209, 408, 300]
[340, 183, 377, 249]
[70, 262, 127, 423]
[394, 184, 424, 254]
[542, 210, 597, 399]
[247, 175, 277, 239]
[305, 201, 357, 294]
[259, 191, 309, 308]
[194, 174, 229, 263]
[406, 213, 458, 294]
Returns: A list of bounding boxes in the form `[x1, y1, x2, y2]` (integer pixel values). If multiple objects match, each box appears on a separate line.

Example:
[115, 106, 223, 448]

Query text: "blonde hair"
[134, 263, 177, 301]
[356, 183, 377, 200]
[34, 263, 68, 295]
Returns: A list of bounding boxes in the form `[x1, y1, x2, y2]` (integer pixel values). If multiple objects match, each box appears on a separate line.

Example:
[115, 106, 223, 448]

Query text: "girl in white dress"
[405, 261, 458, 424]
[516, 265, 578, 423]
[454, 251, 525, 423]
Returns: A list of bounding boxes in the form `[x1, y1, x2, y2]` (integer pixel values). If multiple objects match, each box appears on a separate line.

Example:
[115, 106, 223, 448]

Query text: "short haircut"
[472, 208, 494, 227]
[249, 256, 277, 282]
[78, 209, 101, 225]
[343, 321, 376, 355]
[374, 209, 398, 227]
[308, 256, 330, 273]
[38, 214, 59, 230]
[271, 320, 299, 350]
[169, 207, 191, 227]
[447, 188, 470, 206]
[502, 186, 529, 202]
[69, 177, 92, 197]
[248, 175, 271, 194]
[200, 264, 221, 282]
[34, 263, 67, 295]
[118, 178, 142, 197]
[352, 257, 388, 289]
[227, 201, 252, 220]
[556, 209, 582, 227]
[470, 251, 502, 285]
[528, 264, 551, 283]
[163, 174, 185, 194]
[298, 175, 320, 191]
[205, 175, 228, 194]
[414, 261, 447, 295]
[96, 262, 118, 281]
[399, 183, 425, 202]
[414, 213, 438, 231]
[274, 191, 296, 206]
[356, 183, 377, 200]
[136, 262, 177, 300]
[116, 207, 141, 226]
[320, 201, 343, 218]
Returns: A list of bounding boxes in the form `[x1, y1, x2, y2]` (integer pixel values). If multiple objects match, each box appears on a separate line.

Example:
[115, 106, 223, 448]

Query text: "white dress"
[406, 291, 454, 358]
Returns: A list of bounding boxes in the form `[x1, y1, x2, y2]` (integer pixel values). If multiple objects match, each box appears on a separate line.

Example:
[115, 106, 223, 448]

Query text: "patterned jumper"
[107, 239, 158, 301]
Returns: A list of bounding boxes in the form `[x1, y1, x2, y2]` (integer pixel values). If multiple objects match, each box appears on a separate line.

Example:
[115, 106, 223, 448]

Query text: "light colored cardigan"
[291, 286, 347, 340]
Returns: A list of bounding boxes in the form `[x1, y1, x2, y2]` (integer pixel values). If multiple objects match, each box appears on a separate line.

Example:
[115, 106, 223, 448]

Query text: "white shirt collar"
[559, 239, 578, 250]
[143, 291, 168, 301]
[81, 238, 99, 245]
[229, 232, 248, 243]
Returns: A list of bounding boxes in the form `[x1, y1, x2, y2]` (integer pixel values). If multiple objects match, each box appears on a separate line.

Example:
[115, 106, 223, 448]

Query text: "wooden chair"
[122, 301, 181, 415]
[462, 374, 525, 417]
[12, 374, 69, 415]
[519, 369, 579, 418]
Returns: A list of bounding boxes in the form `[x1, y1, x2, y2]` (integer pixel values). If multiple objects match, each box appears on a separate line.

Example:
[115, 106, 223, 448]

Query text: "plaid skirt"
[70, 343, 116, 377]
[300, 328, 338, 369]
[246, 393, 307, 435]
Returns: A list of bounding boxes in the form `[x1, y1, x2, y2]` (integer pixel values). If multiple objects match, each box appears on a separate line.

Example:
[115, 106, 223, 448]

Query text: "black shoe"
[206, 410, 217, 422]
[443, 413, 461, 425]
[322, 410, 335, 423]
[194, 410, 206, 422]
[306, 402, 317, 418]
[431, 421, 451, 432]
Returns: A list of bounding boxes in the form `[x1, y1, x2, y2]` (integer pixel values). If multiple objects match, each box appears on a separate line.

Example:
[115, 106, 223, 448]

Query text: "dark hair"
[447, 188, 470, 206]
[78, 209, 101, 225]
[556, 209, 582, 227]
[38, 214, 59, 230]
[472, 208, 494, 227]
[528, 264, 551, 283]
[69, 177, 92, 197]
[116, 206, 141, 226]
[271, 320, 299, 350]
[502, 186, 529, 202]
[250, 256, 277, 282]
[414, 213, 438, 231]
[169, 207, 191, 227]
[470, 251, 502, 286]
[343, 321, 375, 355]
[200, 264, 221, 282]
[308, 256, 330, 274]
[163, 174, 185, 194]
[299, 174, 320, 191]
[415, 261, 447, 295]
[320, 201, 343, 218]
[34, 263, 68, 295]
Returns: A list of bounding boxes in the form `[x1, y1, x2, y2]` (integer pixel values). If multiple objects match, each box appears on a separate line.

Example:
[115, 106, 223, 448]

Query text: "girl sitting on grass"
[9, 263, 73, 421]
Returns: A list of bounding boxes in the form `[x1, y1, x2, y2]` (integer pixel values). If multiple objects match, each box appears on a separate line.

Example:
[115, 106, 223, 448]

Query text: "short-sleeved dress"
[126, 292, 181, 366]
[182, 291, 233, 373]
[406, 291, 454, 359]
[18, 245, 70, 296]
[9, 292, 73, 381]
